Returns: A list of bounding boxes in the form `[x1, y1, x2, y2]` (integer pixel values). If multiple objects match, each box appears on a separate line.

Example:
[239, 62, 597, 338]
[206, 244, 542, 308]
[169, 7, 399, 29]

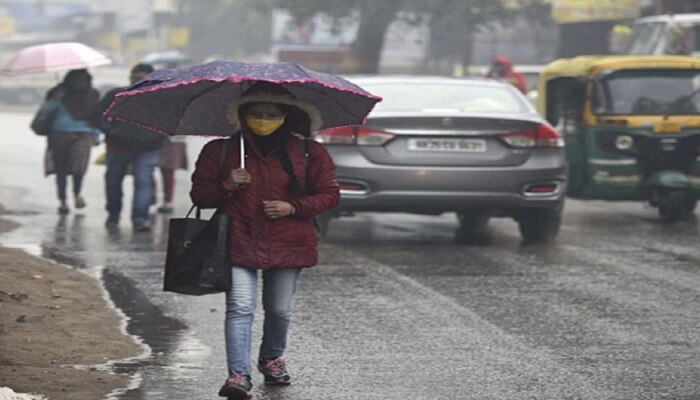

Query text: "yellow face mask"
[245, 117, 285, 136]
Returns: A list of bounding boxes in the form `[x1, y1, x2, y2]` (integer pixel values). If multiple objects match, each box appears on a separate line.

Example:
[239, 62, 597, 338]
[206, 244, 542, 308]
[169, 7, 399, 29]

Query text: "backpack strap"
[299, 137, 320, 232]
[219, 137, 230, 171]
[298, 136, 310, 192]
[302, 136, 309, 167]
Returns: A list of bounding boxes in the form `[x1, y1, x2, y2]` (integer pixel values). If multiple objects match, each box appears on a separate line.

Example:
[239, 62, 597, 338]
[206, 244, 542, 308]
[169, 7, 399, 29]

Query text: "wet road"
[1, 110, 700, 400]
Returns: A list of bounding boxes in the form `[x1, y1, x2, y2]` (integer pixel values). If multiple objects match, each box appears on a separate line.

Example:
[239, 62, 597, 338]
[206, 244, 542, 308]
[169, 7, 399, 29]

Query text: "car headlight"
[615, 135, 634, 150]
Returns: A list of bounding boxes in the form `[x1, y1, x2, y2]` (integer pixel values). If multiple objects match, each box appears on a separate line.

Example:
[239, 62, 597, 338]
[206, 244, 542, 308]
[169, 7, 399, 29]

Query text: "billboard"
[552, 0, 640, 24]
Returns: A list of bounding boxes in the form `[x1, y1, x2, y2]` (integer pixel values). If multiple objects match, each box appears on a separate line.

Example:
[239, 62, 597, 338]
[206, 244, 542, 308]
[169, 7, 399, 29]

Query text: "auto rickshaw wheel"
[684, 195, 697, 214]
[658, 191, 687, 224]
[517, 207, 562, 245]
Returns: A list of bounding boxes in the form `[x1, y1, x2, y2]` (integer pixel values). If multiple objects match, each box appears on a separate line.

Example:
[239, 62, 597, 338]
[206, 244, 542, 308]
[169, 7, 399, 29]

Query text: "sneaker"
[218, 372, 252, 399]
[257, 357, 291, 385]
[133, 223, 151, 232]
[157, 205, 174, 214]
[105, 218, 119, 228]
[74, 196, 86, 209]
[58, 205, 70, 215]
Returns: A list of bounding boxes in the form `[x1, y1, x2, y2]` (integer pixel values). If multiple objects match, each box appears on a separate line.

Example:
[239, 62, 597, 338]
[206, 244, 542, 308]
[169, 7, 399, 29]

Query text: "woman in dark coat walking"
[190, 82, 340, 399]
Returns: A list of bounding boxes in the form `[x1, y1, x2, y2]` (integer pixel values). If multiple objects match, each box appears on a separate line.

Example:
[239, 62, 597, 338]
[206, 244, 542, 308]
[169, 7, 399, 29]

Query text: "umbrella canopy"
[105, 60, 382, 136]
[0, 42, 112, 75]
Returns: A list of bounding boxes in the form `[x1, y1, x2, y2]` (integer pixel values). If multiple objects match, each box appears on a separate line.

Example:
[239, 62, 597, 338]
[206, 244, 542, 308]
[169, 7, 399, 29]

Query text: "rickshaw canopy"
[537, 55, 700, 115]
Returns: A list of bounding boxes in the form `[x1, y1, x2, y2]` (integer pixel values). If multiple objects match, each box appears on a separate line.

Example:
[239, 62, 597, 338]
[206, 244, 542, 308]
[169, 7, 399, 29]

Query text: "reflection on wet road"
[2, 110, 700, 399]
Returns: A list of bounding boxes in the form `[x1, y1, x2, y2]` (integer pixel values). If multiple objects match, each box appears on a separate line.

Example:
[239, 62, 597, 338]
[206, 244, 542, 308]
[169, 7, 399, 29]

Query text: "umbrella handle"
[239, 133, 245, 169]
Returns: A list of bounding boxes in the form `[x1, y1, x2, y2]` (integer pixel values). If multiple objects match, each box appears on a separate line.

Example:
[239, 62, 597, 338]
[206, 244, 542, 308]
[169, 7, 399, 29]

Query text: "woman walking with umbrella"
[3, 42, 110, 214]
[192, 82, 340, 398]
[105, 61, 380, 399]
[33, 69, 101, 214]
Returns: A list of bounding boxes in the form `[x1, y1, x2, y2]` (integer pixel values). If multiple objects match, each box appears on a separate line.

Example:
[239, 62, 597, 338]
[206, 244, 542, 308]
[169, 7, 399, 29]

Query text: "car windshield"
[626, 22, 666, 54]
[594, 69, 700, 115]
[358, 82, 529, 113]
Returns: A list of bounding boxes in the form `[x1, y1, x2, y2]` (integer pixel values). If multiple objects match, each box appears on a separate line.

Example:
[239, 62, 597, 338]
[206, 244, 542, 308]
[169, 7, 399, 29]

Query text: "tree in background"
[272, 0, 506, 73]
[272, 0, 403, 73]
[178, 0, 272, 62]
[425, 0, 505, 74]
[180, 1, 520, 73]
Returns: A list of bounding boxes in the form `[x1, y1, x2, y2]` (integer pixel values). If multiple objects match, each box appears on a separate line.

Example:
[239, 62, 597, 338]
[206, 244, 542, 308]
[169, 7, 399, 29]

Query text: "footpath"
[0, 205, 142, 400]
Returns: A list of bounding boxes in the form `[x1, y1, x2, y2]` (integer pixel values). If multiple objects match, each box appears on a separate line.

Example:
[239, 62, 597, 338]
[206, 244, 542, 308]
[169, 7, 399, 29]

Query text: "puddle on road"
[43, 266, 198, 400]
[0, 211, 193, 400]
[98, 269, 190, 400]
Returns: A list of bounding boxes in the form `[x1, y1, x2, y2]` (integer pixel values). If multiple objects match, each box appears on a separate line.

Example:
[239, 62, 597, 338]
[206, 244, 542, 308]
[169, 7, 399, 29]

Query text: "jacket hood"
[492, 55, 514, 70]
[226, 92, 323, 135]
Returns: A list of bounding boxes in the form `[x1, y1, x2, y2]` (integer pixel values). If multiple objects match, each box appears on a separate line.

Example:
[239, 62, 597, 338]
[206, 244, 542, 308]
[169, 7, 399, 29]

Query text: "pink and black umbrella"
[105, 60, 382, 136]
[0, 42, 111, 75]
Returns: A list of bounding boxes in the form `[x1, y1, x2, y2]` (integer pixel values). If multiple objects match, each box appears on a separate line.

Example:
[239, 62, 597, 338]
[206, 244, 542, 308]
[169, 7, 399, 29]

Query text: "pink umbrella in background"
[0, 42, 112, 75]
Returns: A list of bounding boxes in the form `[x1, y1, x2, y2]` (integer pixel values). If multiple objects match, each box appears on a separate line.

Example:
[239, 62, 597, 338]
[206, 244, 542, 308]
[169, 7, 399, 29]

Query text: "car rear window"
[358, 81, 529, 113]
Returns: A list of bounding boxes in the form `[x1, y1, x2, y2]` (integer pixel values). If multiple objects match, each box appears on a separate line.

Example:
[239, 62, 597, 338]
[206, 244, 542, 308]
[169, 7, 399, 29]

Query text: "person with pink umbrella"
[4, 42, 111, 214]
[32, 69, 101, 214]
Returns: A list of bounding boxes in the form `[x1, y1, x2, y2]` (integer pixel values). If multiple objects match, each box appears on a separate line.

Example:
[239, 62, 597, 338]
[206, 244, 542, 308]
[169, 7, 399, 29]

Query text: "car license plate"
[407, 138, 487, 152]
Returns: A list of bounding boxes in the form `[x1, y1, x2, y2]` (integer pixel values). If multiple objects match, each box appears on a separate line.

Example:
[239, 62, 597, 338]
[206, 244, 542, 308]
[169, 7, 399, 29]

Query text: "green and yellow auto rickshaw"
[539, 55, 700, 222]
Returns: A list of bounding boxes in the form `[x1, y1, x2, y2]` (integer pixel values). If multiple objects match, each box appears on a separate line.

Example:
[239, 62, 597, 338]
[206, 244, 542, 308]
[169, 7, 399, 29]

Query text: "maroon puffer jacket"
[190, 132, 340, 269]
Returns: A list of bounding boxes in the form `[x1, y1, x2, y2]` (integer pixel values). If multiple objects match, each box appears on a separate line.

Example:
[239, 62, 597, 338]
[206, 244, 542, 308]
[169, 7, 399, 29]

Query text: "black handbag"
[163, 206, 232, 295]
[30, 103, 58, 136]
[163, 140, 232, 295]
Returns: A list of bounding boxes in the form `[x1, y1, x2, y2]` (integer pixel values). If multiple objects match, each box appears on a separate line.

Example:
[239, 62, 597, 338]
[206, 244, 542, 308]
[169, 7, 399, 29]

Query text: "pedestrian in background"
[95, 63, 165, 231]
[156, 136, 188, 214]
[486, 55, 528, 94]
[33, 69, 101, 214]
[189, 82, 340, 399]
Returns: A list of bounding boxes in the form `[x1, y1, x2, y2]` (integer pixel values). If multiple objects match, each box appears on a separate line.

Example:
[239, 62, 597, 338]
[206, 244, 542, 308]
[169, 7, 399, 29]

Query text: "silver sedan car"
[314, 76, 566, 243]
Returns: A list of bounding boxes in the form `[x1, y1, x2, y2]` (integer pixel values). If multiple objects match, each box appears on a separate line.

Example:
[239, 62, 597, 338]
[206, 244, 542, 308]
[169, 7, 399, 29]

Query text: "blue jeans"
[56, 174, 84, 201]
[105, 150, 158, 225]
[225, 266, 302, 376]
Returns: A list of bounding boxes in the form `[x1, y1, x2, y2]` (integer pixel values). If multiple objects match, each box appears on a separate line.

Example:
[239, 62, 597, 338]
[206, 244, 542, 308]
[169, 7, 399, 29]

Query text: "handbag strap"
[188, 137, 231, 218]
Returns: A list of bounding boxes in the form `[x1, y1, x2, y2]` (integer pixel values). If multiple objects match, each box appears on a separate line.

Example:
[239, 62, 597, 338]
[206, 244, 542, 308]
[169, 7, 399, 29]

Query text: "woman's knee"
[262, 299, 293, 320]
[226, 294, 255, 317]
[265, 309, 292, 323]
